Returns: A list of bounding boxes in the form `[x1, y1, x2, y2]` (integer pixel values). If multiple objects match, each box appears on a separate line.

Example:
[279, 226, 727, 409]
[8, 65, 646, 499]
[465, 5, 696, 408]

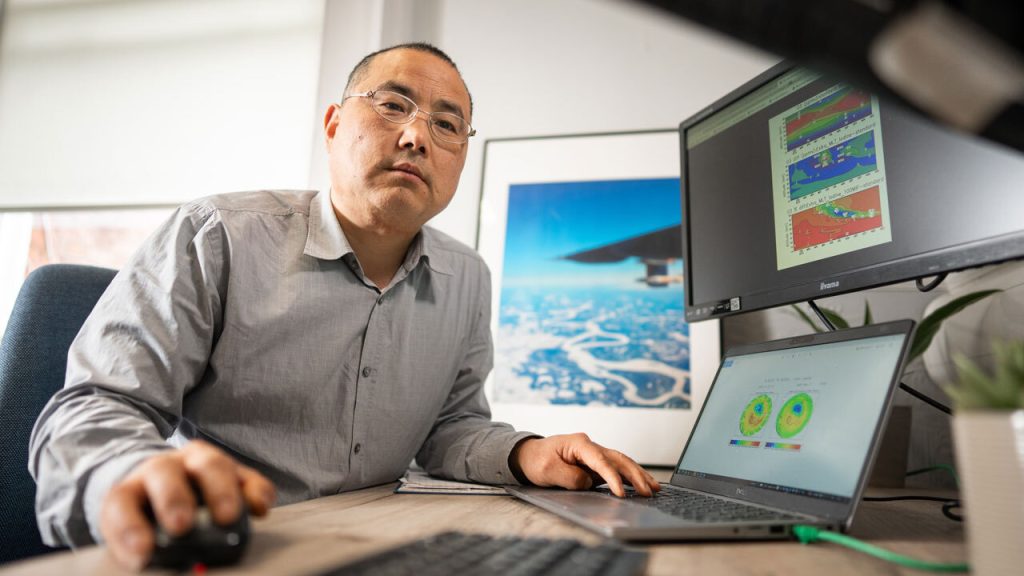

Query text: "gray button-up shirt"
[29, 190, 534, 546]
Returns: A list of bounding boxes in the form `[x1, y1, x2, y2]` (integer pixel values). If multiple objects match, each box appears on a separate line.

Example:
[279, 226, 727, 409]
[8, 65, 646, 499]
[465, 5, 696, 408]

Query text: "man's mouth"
[390, 162, 427, 184]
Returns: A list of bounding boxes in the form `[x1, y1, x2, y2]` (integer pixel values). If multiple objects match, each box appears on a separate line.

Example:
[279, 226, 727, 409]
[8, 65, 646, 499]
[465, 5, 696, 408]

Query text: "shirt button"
[354, 443, 362, 454]
[377, 296, 385, 306]
[362, 367, 372, 378]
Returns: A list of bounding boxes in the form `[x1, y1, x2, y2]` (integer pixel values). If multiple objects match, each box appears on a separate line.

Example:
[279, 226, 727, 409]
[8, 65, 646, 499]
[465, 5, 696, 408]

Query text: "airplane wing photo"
[560, 225, 683, 287]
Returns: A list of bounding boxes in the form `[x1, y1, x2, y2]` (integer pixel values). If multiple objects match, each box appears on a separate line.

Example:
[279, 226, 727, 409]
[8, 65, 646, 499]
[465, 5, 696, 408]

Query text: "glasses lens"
[371, 91, 416, 122]
[430, 113, 470, 143]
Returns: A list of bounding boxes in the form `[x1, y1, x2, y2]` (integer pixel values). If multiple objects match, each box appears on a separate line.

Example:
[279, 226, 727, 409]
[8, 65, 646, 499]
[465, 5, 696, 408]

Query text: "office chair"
[0, 264, 117, 564]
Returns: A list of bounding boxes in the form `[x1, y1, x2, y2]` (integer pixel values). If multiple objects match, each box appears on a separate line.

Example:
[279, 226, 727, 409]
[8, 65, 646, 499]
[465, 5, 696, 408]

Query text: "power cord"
[862, 495, 962, 522]
[792, 525, 969, 572]
[862, 465, 963, 522]
[907, 464, 960, 486]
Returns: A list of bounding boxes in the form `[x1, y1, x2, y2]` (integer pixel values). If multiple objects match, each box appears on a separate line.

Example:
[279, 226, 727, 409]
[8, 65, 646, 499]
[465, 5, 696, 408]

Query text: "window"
[0, 0, 325, 337]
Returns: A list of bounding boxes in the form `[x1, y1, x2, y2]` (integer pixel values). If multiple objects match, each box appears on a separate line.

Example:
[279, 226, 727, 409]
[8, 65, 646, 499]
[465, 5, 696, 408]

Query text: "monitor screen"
[681, 64, 1024, 321]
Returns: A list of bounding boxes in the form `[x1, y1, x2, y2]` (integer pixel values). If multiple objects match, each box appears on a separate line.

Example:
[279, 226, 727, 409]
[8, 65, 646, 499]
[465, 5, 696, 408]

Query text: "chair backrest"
[0, 264, 117, 564]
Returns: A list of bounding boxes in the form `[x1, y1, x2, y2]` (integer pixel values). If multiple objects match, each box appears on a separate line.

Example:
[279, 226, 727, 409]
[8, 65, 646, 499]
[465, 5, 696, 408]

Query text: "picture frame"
[476, 130, 722, 465]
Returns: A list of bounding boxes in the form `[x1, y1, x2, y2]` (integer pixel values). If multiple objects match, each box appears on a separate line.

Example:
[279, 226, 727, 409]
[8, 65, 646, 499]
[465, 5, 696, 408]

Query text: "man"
[29, 43, 659, 570]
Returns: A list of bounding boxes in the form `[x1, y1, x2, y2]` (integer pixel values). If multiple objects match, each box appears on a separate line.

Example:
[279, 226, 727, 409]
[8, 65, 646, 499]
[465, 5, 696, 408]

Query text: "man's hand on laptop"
[509, 433, 660, 497]
[99, 439, 276, 571]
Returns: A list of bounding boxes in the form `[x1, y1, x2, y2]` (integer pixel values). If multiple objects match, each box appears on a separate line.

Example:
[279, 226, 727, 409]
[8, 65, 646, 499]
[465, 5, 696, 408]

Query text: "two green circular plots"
[739, 393, 814, 438]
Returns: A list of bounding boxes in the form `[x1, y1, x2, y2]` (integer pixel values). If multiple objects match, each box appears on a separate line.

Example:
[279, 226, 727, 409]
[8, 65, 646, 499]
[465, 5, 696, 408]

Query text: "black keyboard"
[596, 486, 799, 523]
[316, 531, 647, 576]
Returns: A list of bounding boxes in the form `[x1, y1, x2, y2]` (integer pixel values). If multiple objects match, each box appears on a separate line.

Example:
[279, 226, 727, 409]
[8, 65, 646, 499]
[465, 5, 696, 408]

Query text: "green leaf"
[908, 289, 1001, 363]
[946, 341, 1024, 410]
[862, 300, 873, 327]
[821, 307, 850, 330]
[790, 304, 824, 333]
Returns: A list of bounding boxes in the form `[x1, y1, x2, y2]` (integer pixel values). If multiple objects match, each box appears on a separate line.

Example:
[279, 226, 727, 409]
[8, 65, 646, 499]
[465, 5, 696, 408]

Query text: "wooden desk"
[0, 482, 964, 575]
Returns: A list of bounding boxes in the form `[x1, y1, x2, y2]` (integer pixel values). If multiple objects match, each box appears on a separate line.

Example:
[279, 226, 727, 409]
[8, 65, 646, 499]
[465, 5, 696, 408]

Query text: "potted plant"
[790, 289, 1000, 364]
[943, 340, 1024, 576]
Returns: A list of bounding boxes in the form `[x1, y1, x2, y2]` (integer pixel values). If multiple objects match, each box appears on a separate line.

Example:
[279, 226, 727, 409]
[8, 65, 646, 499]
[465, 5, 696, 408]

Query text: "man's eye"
[432, 119, 456, 133]
[433, 118, 458, 134]
[381, 101, 407, 113]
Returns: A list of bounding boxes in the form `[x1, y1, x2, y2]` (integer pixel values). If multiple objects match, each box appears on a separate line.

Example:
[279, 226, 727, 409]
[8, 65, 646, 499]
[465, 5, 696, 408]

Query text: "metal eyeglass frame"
[343, 90, 476, 144]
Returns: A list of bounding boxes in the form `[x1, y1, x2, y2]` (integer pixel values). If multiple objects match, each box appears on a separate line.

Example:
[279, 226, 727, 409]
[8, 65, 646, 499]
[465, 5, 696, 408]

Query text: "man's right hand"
[99, 439, 276, 571]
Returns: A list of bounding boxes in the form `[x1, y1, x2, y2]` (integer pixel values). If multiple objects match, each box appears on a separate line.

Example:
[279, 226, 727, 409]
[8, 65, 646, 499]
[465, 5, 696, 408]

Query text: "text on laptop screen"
[676, 333, 905, 501]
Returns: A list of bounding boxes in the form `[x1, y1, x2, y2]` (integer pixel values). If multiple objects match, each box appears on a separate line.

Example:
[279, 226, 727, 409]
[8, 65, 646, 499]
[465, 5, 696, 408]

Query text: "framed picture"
[477, 130, 722, 465]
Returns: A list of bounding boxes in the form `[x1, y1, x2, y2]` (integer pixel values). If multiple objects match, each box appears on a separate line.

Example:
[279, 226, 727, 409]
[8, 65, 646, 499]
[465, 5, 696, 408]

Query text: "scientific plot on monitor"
[769, 83, 893, 270]
[729, 390, 816, 454]
[790, 186, 885, 252]
[787, 132, 878, 201]
[784, 86, 873, 151]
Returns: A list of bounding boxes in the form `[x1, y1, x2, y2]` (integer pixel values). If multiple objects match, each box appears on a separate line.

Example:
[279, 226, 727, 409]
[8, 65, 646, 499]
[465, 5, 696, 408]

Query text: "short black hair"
[343, 42, 473, 117]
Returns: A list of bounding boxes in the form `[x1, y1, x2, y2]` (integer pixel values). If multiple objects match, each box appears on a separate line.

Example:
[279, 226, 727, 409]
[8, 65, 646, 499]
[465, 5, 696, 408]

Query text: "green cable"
[792, 525, 969, 573]
[906, 464, 960, 487]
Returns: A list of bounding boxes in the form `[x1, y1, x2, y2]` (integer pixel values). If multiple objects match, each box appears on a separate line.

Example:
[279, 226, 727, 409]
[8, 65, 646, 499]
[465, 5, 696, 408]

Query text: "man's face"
[324, 49, 471, 235]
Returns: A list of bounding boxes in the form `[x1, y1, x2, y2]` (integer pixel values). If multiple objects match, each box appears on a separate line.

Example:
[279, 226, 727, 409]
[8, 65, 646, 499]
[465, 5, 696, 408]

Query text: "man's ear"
[323, 103, 340, 146]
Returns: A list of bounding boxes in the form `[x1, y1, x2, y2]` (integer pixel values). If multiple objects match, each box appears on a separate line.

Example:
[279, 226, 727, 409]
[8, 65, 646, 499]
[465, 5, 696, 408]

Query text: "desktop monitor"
[680, 63, 1024, 322]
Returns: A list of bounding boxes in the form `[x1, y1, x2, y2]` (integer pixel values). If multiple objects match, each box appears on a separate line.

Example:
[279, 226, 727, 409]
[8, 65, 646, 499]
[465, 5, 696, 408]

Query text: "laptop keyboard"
[596, 486, 800, 523]
[315, 531, 648, 576]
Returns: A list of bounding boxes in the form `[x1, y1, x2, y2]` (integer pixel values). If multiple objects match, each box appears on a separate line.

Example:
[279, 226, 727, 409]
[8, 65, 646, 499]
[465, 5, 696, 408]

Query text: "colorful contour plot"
[776, 393, 814, 438]
[785, 86, 872, 151]
[790, 186, 883, 251]
[740, 394, 773, 436]
[787, 131, 877, 200]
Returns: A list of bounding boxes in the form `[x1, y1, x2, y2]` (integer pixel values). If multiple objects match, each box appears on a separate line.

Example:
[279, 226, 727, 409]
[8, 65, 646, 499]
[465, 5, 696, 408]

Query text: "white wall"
[309, 0, 777, 246]
[436, 0, 777, 246]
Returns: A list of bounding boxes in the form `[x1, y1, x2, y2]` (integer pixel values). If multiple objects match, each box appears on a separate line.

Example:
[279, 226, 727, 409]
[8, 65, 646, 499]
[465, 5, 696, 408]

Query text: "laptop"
[506, 320, 915, 540]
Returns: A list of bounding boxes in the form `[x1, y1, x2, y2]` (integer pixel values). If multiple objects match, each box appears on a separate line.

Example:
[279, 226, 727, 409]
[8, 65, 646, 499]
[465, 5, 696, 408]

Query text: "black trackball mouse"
[146, 490, 251, 569]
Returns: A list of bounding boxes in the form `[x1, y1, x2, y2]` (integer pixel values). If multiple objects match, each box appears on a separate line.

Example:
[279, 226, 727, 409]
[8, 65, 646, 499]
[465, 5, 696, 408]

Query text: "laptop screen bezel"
[670, 319, 915, 526]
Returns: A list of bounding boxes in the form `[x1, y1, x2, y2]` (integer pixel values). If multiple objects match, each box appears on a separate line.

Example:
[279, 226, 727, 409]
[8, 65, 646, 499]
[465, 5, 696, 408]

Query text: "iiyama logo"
[820, 280, 840, 291]
[736, 488, 745, 496]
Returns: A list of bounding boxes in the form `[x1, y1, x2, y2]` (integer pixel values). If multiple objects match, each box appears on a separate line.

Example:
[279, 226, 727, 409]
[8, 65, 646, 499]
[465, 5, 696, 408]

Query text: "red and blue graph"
[788, 132, 877, 200]
[791, 186, 883, 251]
[785, 87, 872, 151]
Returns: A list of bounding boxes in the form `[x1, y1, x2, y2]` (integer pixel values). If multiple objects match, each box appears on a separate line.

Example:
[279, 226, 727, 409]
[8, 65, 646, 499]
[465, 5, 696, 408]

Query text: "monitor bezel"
[679, 62, 1024, 321]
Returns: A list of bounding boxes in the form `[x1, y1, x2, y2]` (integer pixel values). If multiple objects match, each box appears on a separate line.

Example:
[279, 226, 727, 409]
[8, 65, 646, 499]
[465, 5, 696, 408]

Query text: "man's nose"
[398, 112, 430, 154]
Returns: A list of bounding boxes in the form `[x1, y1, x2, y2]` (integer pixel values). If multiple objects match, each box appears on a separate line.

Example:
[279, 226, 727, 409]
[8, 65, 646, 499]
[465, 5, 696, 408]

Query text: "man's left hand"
[510, 433, 660, 497]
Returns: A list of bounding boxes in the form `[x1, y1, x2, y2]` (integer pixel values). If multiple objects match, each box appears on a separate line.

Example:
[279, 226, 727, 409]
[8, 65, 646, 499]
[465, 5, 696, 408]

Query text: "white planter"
[953, 411, 1024, 576]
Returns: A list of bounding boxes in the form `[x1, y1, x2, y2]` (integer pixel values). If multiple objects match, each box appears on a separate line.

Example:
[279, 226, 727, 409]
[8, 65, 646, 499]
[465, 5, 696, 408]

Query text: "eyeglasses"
[343, 90, 476, 144]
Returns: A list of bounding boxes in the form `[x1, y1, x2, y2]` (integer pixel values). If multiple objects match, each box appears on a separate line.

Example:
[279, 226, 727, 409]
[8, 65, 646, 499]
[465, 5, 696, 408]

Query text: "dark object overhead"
[630, 0, 1024, 153]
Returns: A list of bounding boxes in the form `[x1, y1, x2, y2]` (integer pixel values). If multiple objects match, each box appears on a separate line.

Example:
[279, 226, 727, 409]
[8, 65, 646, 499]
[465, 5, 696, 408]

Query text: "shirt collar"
[303, 190, 454, 277]
[405, 228, 454, 277]
[304, 190, 354, 261]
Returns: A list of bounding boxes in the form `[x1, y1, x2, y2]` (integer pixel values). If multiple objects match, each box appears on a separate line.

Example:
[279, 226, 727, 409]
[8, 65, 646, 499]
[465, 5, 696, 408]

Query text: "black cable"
[916, 273, 948, 292]
[941, 501, 963, 522]
[807, 299, 836, 331]
[898, 382, 952, 414]
[863, 495, 953, 503]
[862, 496, 963, 522]
[806, 299, 953, 416]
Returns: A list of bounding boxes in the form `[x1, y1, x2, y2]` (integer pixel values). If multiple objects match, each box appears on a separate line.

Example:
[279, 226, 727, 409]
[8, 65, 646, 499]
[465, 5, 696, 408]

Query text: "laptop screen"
[676, 331, 907, 502]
